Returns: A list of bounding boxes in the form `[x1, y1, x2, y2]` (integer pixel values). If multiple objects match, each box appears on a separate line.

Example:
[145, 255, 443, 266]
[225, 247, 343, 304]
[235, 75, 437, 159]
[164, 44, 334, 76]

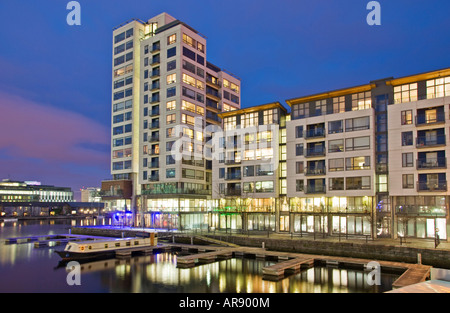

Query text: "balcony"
[151, 70, 160, 78]
[395, 205, 447, 216]
[150, 122, 160, 129]
[416, 134, 446, 148]
[305, 147, 326, 158]
[150, 95, 160, 104]
[225, 173, 241, 180]
[305, 167, 326, 176]
[151, 44, 160, 53]
[151, 56, 160, 66]
[416, 158, 447, 170]
[151, 82, 160, 91]
[415, 107, 445, 126]
[416, 181, 447, 192]
[225, 189, 241, 196]
[305, 128, 325, 139]
[305, 185, 326, 194]
[149, 175, 160, 182]
[142, 187, 211, 196]
[206, 76, 221, 88]
[225, 159, 241, 165]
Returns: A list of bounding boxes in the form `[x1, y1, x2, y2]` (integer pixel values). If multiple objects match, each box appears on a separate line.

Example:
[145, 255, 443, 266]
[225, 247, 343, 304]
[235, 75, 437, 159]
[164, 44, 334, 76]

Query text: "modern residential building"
[285, 67, 450, 241]
[387, 68, 450, 241]
[286, 84, 377, 239]
[104, 13, 241, 229]
[103, 13, 449, 240]
[212, 102, 288, 232]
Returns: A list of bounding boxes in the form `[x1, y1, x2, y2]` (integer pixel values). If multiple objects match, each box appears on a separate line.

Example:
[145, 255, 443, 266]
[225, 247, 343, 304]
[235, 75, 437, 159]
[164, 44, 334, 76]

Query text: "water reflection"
[0, 219, 398, 293]
[53, 253, 396, 293]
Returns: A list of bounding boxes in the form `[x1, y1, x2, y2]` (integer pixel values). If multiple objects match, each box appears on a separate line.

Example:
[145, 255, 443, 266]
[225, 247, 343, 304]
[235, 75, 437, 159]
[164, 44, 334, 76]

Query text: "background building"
[80, 187, 102, 202]
[0, 179, 73, 202]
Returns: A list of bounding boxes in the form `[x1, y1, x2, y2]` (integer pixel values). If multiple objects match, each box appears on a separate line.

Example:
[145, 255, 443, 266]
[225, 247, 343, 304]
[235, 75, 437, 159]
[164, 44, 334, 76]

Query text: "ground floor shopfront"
[128, 194, 449, 241]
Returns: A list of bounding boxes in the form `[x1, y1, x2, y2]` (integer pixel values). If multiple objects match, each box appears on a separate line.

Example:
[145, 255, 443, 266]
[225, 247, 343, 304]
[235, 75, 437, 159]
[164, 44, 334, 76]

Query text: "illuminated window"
[427, 77, 450, 99]
[166, 73, 176, 85]
[196, 80, 204, 91]
[314, 100, 326, 116]
[182, 73, 196, 87]
[292, 103, 309, 119]
[401, 110, 413, 125]
[351, 92, 371, 111]
[183, 33, 195, 47]
[333, 96, 345, 113]
[167, 34, 176, 45]
[182, 100, 196, 113]
[394, 83, 418, 103]
[346, 156, 370, 170]
[224, 116, 236, 131]
[166, 113, 176, 125]
[197, 42, 204, 53]
[223, 103, 232, 112]
[182, 114, 195, 126]
[242, 112, 258, 127]
[166, 100, 176, 111]
[183, 127, 194, 139]
[196, 106, 204, 115]
[259, 131, 272, 142]
[263, 109, 278, 125]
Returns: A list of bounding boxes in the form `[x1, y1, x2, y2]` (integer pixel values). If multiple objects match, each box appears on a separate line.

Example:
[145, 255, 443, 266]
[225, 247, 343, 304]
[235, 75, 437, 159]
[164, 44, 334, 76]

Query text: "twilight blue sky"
[0, 0, 449, 199]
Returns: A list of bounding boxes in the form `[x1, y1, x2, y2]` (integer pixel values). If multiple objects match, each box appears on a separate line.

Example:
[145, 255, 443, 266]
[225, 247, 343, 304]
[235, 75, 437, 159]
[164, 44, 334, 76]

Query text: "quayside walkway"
[70, 226, 450, 269]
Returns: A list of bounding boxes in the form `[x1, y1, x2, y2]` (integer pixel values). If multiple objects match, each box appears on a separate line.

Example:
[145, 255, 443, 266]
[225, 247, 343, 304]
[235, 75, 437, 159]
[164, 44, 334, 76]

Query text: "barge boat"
[55, 232, 157, 261]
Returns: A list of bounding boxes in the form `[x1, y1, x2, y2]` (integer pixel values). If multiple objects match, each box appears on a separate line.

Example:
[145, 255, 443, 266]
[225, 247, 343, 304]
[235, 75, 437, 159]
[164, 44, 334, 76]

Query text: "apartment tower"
[103, 13, 241, 230]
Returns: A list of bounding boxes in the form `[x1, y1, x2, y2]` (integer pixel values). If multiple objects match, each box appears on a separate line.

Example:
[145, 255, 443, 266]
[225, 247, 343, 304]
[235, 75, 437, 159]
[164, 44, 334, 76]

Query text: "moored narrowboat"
[55, 232, 157, 261]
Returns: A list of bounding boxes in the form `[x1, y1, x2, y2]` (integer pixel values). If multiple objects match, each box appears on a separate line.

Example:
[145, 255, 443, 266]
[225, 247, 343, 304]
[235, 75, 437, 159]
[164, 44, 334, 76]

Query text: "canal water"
[0, 218, 399, 293]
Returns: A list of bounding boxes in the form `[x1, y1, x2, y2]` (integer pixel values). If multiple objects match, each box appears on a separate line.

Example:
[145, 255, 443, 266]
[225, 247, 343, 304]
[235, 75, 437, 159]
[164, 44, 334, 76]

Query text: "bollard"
[262, 242, 265, 250]
[417, 253, 422, 265]
[191, 236, 193, 245]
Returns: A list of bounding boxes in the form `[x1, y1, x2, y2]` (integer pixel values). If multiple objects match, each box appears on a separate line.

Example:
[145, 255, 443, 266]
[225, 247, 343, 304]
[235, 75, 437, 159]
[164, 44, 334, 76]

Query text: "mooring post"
[417, 253, 422, 265]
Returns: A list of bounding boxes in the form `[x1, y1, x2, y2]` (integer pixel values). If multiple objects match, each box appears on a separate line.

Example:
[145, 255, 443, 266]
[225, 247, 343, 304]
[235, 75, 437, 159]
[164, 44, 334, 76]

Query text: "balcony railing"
[416, 158, 447, 170]
[225, 173, 241, 180]
[142, 188, 211, 196]
[416, 181, 447, 192]
[416, 134, 446, 148]
[415, 113, 445, 126]
[225, 189, 241, 196]
[305, 128, 325, 139]
[149, 175, 160, 182]
[305, 167, 326, 176]
[305, 147, 326, 158]
[395, 205, 447, 216]
[305, 185, 326, 194]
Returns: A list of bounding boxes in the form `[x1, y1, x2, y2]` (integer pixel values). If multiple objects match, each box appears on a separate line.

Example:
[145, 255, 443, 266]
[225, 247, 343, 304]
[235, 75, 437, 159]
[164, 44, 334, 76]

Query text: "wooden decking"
[262, 257, 315, 280]
[5, 234, 112, 246]
[391, 264, 432, 289]
[169, 243, 431, 288]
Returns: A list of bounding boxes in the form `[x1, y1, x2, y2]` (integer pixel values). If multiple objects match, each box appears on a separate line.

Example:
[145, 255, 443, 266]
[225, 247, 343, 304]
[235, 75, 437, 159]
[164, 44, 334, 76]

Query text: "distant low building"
[81, 187, 102, 202]
[0, 179, 73, 203]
